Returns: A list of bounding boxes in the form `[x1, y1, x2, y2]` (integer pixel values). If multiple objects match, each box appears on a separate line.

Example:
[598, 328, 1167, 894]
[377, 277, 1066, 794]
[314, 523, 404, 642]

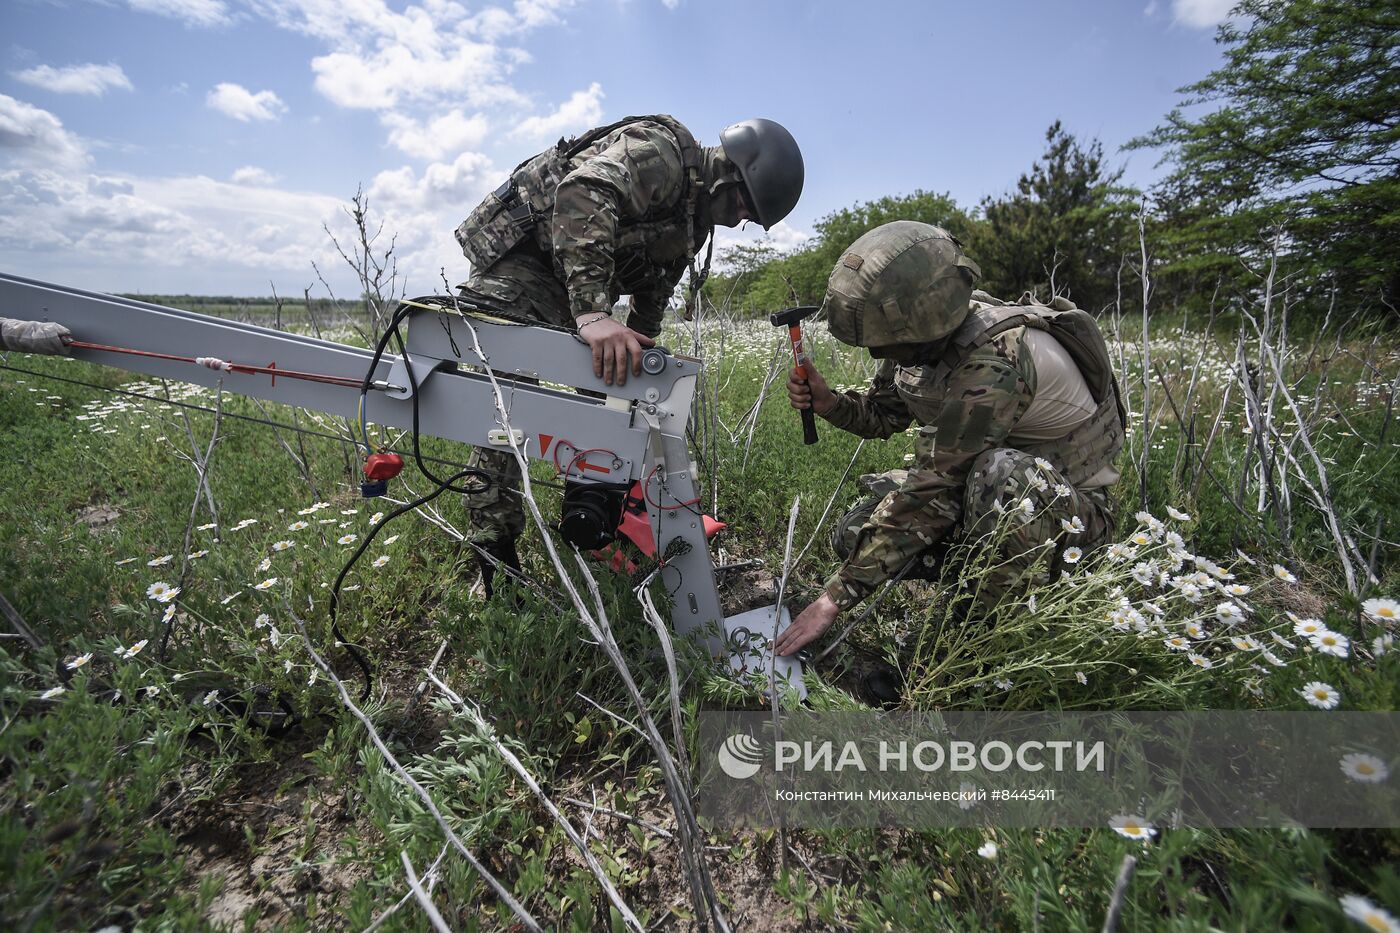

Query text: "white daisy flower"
[369, 511, 385, 525]
[197, 522, 218, 531]
[1026, 471, 1049, 492]
[977, 840, 998, 860]
[189, 549, 209, 560]
[1166, 506, 1191, 521]
[297, 506, 318, 515]
[1075, 671, 1088, 685]
[1178, 582, 1203, 603]
[1062, 546, 1083, 564]
[1231, 636, 1261, 651]
[1016, 498, 1035, 519]
[220, 591, 242, 605]
[1133, 510, 1156, 526]
[41, 686, 66, 700]
[146, 581, 180, 603]
[318, 518, 337, 525]
[1270, 631, 1295, 650]
[1300, 681, 1340, 710]
[1164, 636, 1190, 652]
[1362, 598, 1399, 624]
[308, 669, 318, 686]
[1109, 814, 1156, 841]
[203, 689, 220, 706]
[1187, 652, 1212, 669]
[1339, 894, 1398, 932]
[1143, 601, 1165, 617]
[1339, 753, 1389, 785]
[253, 578, 279, 590]
[1131, 563, 1155, 586]
[1224, 583, 1251, 596]
[1129, 531, 1153, 548]
[1107, 543, 1137, 562]
[66, 652, 93, 670]
[1294, 619, 1327, 637]
[271, 540, 295, 552]
[1310, 630, 1350, 658]
[1261, 649, 1288, 668]
[257, 557, 272, 573]
[1060, 516, 1085, 535]
[146, 554, 173, 567]
[341, 509, 359, 515]
[144, 685, 160, 698]
[288, 520, 309, 531]
[1215, 602, 1246, 625]
[120, 638, 148, 659]
[382, 534, 400, 546]
[372, 555, 390, 568]
[1374, 634, 1394, 657]
[1034, 457, 1053, 472]
[114, 557, 138, 566]
[1165, 531, 1187, 551]
[161, 604, 177, 624]
[993, 678, 1013, 690]
[1273, 564, 1298, 583]
[338, 534, 358, 545]
[1184, 622, 1207, 640]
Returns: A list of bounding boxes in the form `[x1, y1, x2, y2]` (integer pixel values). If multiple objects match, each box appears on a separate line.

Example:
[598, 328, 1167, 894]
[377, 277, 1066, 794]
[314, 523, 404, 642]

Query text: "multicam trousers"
[831, 448, 1115, 605]
[457, 247, 573, 544]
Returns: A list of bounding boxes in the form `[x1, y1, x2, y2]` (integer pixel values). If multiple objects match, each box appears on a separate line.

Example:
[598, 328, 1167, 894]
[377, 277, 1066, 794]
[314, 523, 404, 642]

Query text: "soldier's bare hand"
[788, 362, 836, 415]
[775, 592, 840, 656]
[579, 315, 654, 387]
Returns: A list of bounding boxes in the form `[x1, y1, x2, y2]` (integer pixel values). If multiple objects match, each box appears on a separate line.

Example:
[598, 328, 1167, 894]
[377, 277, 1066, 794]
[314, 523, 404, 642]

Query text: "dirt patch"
[164, 732, 377, 930]
[77, 504, 120, 532]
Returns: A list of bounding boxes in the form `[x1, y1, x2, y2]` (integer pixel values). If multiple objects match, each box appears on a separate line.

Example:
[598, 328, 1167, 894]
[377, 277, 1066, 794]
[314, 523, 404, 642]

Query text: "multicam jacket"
[819, 296, 1125, 610]
[455, 116, 708, 338]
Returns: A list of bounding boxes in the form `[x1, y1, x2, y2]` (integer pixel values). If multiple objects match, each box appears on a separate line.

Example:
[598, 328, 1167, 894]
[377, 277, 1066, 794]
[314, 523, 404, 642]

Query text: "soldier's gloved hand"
[787, 361, 836, 415]
[0, 318, 72, 355]
[578, 313, 654, 387]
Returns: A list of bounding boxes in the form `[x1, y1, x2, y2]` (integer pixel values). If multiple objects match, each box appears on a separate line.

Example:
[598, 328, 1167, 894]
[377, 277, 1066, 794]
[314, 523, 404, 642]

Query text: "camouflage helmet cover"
[823, 220, 982, 347]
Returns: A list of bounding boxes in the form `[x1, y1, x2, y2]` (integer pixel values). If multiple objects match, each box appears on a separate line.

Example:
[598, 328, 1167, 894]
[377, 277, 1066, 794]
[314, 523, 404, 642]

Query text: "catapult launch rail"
[0, 272, 811, 694]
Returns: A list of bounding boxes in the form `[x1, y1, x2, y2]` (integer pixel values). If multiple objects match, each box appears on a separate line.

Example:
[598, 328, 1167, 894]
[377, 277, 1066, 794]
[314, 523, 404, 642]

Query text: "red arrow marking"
[267, 361, 277, 387]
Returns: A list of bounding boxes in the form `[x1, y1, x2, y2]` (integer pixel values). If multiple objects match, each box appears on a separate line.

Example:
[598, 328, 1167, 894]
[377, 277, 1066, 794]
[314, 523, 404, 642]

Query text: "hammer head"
[769, 304, 819, 328]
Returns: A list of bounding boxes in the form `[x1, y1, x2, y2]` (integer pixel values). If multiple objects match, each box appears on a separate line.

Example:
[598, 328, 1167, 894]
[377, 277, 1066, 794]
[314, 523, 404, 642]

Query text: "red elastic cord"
[64, 339, 366, 388]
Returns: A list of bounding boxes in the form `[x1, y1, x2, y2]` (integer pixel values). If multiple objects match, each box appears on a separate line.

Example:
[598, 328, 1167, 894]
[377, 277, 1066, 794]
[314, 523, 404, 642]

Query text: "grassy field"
[1, 298, 1397, 931]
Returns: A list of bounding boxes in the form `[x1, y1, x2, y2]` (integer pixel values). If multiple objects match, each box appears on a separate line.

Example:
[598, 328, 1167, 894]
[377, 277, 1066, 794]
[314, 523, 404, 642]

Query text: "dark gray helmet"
[719, 118, 804, 230]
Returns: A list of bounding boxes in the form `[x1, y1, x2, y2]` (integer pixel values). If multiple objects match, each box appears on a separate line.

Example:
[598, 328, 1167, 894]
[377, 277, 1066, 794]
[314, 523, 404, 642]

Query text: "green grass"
[0, 306, 1396, 930]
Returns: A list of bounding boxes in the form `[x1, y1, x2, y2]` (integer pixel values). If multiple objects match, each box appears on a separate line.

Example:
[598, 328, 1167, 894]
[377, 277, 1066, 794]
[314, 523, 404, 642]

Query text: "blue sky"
[1, 0, 1237, 296]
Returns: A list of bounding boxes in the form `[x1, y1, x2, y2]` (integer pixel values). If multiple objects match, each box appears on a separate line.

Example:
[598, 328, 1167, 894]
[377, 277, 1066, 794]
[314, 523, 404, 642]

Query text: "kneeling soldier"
[776, 220, 1125, 657]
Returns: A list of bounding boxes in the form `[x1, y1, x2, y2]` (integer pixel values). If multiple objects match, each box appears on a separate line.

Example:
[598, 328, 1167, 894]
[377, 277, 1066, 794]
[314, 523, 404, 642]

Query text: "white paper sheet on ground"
[722, 604, 808, 703]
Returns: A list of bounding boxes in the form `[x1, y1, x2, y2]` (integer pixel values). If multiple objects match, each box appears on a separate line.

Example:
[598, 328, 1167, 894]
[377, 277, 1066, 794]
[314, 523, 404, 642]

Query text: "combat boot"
[477, 538, 522, 601]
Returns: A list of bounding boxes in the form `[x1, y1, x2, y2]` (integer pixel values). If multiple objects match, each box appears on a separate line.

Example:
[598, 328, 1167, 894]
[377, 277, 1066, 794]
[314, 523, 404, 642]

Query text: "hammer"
[770, 305, 820, 445]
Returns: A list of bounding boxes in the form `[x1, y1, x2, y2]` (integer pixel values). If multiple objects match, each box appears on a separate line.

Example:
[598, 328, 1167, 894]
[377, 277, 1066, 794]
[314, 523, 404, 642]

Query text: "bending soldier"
[453, 115, 804, 593]
[776, 220, 1125, 658]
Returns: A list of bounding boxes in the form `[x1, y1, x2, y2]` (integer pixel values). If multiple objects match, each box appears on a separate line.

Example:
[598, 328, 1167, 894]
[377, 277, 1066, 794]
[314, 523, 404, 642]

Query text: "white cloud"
[1171, 0, 1237, 28]
[511, 82, 604, 142]
[464, 0, 574, 40]
[128, 0, 231, 27]
[712, 219, 812, 267]
[382, 109, 490, 160]
[12, 63, 133, 97]
[0, 94, 90, 170]
[206, 83, 288, 122]
[231, 165, 279, 185]
[660, 0, 680, 8]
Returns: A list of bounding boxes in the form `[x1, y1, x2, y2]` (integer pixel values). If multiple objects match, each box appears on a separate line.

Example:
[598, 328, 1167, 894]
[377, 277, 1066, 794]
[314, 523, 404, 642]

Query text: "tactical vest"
[894, 296, 1128, 487]
[454, 114, 709, 289]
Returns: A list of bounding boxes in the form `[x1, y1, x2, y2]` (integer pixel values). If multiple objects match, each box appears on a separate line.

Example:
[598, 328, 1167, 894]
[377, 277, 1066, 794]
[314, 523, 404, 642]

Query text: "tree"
[968, 121, 1139, 312]
[1130, 0, 1400, 308]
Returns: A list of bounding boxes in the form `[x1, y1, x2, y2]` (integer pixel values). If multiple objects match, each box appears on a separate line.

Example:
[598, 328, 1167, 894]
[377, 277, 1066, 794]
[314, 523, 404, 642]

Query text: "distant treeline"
[119, 294, 341, 313]
[706, 0, 1398, 323]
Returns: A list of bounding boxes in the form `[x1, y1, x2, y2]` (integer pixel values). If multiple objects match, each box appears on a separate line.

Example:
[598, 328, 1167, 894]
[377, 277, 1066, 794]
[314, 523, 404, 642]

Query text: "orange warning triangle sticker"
[539, 433, 554, 455]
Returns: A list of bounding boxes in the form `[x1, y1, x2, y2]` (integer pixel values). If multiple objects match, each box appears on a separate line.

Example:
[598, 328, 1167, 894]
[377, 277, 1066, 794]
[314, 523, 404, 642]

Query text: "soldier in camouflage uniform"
[452, 115, 804, 593]
[775, 220, 1125, 657]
